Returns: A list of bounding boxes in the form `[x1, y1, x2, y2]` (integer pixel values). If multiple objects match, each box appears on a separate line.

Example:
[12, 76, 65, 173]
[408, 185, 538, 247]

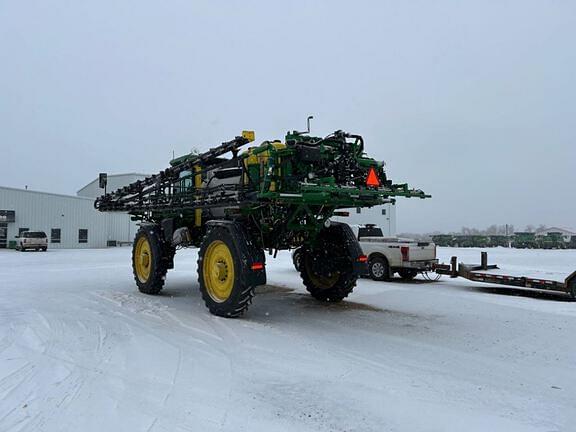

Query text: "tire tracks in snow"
[84, 291, 227, 431]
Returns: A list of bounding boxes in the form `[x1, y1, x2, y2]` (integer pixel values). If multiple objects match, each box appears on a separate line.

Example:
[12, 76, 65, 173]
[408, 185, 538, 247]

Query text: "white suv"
[16, 231, 48, 252]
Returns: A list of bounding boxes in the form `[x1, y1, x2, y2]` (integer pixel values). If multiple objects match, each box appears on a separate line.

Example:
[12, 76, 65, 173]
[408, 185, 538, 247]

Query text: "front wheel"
[198, 225, 261, 318]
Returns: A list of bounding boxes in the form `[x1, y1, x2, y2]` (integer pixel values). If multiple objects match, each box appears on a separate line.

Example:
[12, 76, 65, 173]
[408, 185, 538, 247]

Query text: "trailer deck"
[434, 252, 576, 299]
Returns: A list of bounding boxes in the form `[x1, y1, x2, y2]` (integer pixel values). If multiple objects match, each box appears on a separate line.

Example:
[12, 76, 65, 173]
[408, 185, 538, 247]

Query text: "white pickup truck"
[350, 224, 437, 281]
[16, 231, 48, 252]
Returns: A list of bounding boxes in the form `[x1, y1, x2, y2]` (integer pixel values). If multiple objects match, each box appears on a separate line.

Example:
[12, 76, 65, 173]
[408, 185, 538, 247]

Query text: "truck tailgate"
[407, 243, 436, 261]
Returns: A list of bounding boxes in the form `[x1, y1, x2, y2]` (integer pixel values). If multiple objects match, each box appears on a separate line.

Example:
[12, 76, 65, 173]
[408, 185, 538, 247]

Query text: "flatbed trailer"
[434, 252, 576, 299]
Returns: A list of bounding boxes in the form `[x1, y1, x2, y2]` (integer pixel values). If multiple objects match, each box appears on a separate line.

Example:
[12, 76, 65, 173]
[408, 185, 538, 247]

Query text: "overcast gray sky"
[1, 0, 574, 233]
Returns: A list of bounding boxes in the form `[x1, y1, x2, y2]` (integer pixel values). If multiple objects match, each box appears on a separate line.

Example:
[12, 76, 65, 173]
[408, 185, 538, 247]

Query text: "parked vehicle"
[431, 234, 455, 247]
[511, 232, 538, 249]
[16, 231, 48, 251]
[432, 234, 509, 248]
[350, 224, 437, 281]
[539, 232, 566, 249]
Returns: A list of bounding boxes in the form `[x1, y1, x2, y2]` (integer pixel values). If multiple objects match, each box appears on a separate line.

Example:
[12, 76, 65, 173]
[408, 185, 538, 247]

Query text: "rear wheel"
[300, 224, 359, 302]
[132, 226, 173, 295]
[292, 248, 303, 272]
[198, 226, 257, 318]
[398, 269, 418, 280]
[369, 256, 390, 281]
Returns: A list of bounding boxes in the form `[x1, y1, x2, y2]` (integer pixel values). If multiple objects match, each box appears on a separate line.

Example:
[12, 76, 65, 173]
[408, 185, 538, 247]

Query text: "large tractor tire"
[300, 222, 364, 303]
[132, 225, 174, 295]
[198, 222, 266, 318]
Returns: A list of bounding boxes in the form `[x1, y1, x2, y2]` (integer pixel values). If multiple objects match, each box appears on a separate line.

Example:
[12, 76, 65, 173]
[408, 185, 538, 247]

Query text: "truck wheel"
[398, 269, 418, 280]
[299, 224, 359, 302]
[132, 226, 172, 295]
[197, 226, 257, 317]
[369, 256, 390, 281]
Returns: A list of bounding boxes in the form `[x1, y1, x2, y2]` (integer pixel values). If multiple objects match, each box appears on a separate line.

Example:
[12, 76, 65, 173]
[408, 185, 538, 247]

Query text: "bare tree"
[537, 224, 547, 233]
[486, 224, 498, 235]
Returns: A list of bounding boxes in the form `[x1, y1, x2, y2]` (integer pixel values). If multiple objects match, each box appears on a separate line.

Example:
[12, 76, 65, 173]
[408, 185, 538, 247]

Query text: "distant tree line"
[459, 224, 514, 235]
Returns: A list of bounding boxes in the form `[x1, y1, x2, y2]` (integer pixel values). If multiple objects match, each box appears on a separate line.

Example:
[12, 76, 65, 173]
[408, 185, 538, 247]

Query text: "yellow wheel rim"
[134, 236, 152, 283]
[203, 240, 235, 303]
[306, 258, 339, 289]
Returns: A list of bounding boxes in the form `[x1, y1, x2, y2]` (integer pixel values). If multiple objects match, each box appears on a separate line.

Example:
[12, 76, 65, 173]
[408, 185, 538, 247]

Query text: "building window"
[382, 209, 387, 216]
[79, 229, 88, 244]
[51, 229, 61, 244]
[18, 228, 29, 236]
[356, 207, 362, 214]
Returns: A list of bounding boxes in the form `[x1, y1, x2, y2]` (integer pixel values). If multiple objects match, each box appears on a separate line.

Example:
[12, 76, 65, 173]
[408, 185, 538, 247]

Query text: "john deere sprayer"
[96, 124, 429, 317]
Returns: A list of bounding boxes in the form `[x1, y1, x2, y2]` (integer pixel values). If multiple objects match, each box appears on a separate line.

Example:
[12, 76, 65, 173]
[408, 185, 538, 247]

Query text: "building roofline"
[76, 173, 150, 193]
[535, 227, 575, 235]
[0, 185, 95, 201]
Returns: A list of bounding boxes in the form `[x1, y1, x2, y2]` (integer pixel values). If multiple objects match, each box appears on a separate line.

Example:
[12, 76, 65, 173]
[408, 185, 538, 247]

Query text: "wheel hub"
[215, 261, 228, 281]
[203, 240, 235, 303]
[372, 262, 384, 277]
[134, 236, 152, 283]
[306, 252, 340, 289]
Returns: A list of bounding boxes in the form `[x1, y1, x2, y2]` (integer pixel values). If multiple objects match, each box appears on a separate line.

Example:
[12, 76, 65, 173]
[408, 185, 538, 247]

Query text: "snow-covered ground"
[0, 246, 575, 432]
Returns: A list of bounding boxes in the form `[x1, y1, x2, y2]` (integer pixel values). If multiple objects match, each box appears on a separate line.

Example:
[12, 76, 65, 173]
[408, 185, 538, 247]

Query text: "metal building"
[333, 203, 397, 236]
[77, 173, 150, 198]
[534, 227, 575, 243]
[0, 173, 148, 249]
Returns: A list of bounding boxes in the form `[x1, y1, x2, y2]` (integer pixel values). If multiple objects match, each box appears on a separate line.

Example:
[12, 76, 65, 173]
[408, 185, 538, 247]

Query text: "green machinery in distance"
[510, 232, 536, 249]
[512, 232, 566, 249]
[432, 234, 508, 248]
[432, 232, 569, 249]
[96, 124, 429, 317]
[535, 232, 567, 250]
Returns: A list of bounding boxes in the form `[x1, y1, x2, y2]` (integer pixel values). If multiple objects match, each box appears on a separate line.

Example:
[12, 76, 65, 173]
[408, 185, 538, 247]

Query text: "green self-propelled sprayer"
[95, 124, 429, 317]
